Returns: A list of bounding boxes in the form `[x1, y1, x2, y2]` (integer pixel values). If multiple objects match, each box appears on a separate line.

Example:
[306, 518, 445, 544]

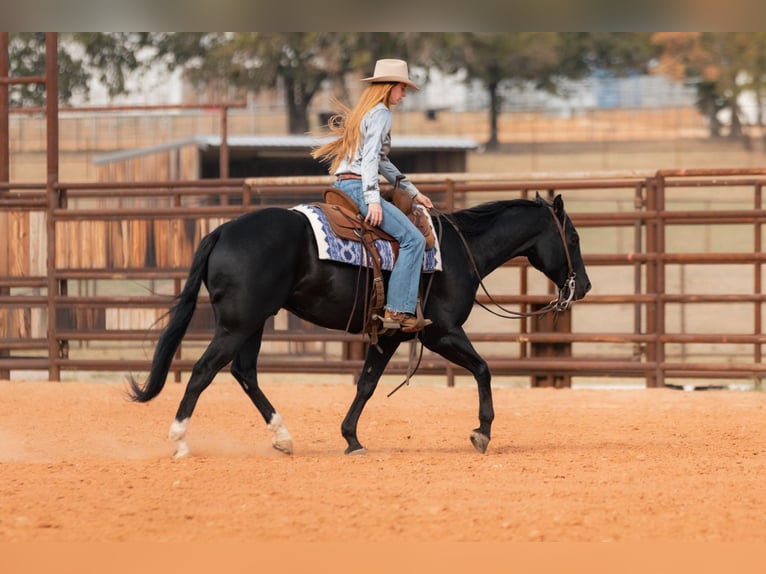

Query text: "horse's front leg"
[341, 335, 401, 455]
[423, 326, 494, 454]
[469, 381, 494, 454]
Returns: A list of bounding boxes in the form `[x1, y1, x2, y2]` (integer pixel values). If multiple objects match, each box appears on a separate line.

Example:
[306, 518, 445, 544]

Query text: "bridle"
[435, 202, 578, 319]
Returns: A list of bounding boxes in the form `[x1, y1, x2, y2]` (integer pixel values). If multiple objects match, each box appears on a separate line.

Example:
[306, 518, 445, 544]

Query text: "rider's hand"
[413, 192, 433, 210]
[366, 202, 383, 226]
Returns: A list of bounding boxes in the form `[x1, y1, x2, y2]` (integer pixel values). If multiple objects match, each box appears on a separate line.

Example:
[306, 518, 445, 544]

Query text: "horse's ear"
[553, 194, 565, 219]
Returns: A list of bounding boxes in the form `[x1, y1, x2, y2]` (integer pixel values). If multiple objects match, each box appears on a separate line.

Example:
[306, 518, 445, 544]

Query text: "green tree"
[8, 33, 87, 106]
[432, 33, 657, 150]
[557, 32, 657, 77]
[148, 32, 423, 135]
[434, 33, 562, 149]
[7, 33, 148, 107]
[70, 33, 150, 98]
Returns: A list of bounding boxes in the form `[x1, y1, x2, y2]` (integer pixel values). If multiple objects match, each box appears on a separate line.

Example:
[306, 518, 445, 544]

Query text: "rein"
[388, 201, 577, 398]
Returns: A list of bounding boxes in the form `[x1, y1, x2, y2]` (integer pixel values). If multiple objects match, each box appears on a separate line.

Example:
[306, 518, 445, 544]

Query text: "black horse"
[129, 193, 591, 457]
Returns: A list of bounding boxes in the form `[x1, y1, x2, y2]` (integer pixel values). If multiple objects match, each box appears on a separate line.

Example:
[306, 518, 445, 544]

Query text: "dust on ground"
[2, 378, 766, 543]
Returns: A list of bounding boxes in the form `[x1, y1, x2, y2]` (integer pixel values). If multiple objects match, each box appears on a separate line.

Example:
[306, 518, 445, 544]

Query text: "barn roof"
[93, 134, 478, 166]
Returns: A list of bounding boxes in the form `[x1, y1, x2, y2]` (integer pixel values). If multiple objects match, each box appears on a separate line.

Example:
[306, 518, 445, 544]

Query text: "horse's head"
[526, 193, 591, 308]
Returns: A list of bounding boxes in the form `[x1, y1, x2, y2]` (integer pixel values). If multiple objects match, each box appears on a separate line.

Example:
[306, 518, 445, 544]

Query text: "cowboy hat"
[361, 59, 419, 90]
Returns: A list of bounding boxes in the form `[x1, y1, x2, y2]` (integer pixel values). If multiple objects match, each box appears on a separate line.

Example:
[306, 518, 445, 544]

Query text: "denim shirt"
[334, 102, 419, 205]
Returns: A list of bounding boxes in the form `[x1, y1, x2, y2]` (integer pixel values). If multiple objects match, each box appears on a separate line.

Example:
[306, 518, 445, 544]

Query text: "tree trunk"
[696, 83, 722, 138]
[288, 103, 309, 135]
[485, 81, 500, 150]
[701, 97, 722, 138]
[282, 74, 310, 135]
[728, 96, 743, 139]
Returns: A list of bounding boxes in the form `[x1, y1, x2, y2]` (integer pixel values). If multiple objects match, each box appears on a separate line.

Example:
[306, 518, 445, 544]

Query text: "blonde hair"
[312, 83, 396, 173]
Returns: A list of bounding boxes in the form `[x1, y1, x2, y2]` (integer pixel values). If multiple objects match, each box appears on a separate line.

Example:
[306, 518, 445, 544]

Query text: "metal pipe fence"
[2, 169, 766, 388]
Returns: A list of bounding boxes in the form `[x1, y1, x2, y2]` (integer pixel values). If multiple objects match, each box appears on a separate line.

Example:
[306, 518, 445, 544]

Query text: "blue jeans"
[334, 179, 425, 314]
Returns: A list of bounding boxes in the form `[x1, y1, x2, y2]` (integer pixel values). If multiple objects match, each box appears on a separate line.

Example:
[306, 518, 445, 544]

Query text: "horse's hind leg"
[230, 328, 293, 455]
[170, 331, 242, 458]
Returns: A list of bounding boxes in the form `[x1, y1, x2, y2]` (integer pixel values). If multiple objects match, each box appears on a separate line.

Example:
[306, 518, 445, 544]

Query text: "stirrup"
[401, 316, 432, 333]
[404, 302, 432, 333]
[376, 313, 418, 331]
[375, 306, 432, 333]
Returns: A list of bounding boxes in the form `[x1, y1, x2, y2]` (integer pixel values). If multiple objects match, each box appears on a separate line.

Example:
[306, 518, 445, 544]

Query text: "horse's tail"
[127, 227, 221, 402]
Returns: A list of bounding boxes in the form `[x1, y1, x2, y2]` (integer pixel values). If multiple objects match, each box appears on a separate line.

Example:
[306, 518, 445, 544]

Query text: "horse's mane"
[445, 198, 539, 236]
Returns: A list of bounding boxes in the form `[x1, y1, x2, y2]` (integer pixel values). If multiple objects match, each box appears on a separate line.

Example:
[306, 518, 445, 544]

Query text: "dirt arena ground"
[2, 377, 766, 547]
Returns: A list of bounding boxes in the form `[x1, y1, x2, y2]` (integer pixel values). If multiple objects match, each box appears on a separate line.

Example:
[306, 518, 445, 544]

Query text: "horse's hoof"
[470, 430, 490, 454]
[173, 442, 191, 459]
[344, 446, 368, 456]
[272, 439, 294, 455]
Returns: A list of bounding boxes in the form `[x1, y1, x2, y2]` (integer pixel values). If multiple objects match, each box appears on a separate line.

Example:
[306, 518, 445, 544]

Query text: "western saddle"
[314, 186, 434, 341]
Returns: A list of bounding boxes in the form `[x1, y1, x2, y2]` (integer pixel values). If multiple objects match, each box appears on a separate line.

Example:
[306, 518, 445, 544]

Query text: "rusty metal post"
[0, 32, 9, 184]
[173, 189, 183, 383]
[530, 309, 572, 388]
[519, 257, 529, 360]
[530, 188, 572, 388]
[342, 338, 366, 384]
[219, 105, 229, 179]
[755, 182, 763, 390]
[644, 177, 658, 387]
[653, 175, 667, 388]
[0, 32, 9, 380]
[445, 178, 456, 388]
[45, 33, 61, 380]
[633, 182, 645, 362]
[519, 189, 530, 360]
[444, 178, 455, 213]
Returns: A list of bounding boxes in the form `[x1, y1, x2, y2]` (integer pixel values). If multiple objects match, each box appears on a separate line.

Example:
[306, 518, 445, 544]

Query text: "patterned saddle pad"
[291, 203, 442, 272]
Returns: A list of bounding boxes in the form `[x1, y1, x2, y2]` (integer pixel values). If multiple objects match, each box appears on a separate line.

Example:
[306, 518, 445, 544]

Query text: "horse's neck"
[459, 205, 542, 278]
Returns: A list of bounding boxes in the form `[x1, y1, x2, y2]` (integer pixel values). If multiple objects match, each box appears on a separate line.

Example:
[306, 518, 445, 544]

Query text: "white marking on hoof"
[267, 413, 293, 455]
[347, 447, 368, 456]
[169, 418, 190, 459]
[470, 430, 490, 454]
